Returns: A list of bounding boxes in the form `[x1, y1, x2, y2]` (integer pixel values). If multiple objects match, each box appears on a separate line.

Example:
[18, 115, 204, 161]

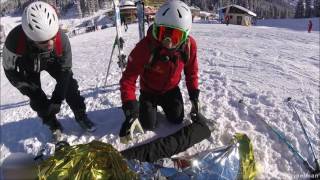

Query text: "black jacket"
[2, 25, 72, 103]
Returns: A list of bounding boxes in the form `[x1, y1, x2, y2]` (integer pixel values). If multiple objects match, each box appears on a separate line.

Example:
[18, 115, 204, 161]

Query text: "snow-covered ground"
[1, 16, 319, 179]
[257, 17, 319, 32]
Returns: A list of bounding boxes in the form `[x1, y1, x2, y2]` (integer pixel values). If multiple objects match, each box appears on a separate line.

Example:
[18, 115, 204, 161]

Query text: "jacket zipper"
[160, 60, 178, 93]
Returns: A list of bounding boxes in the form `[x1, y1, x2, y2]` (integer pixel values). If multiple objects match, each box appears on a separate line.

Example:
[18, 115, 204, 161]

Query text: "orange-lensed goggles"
[153, 25, 188, 46]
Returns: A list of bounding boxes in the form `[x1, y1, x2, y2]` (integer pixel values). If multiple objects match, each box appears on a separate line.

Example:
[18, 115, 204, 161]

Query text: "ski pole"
[135, 0, 145, 40]
[238, 99, 315, 173]
[104, 37, 117, 86]
[286, 97, 320, 172]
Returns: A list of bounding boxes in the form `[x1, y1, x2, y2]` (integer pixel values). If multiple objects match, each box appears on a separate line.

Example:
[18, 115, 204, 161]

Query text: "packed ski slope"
[1, 17, 319, 179]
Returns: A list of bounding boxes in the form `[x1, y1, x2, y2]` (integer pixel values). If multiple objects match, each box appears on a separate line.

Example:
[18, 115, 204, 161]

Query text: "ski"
[238, 99, 316, 173]
[105, 0, 127, 86]
[135, 0, 145, 40]
[104, 38, 117, 86]
[113, 0, 126, 70]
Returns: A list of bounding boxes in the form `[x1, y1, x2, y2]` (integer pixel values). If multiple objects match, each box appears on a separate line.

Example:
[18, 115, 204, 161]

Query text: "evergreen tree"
[0, 0, 296, 19]
[305, 0, 312, 17]
[314, 0, 320, 17]
[248, 0, 254, 10]
[295, 0, 305, 18]
[243, 0, 249, 9]
[76, 0, 82, 18]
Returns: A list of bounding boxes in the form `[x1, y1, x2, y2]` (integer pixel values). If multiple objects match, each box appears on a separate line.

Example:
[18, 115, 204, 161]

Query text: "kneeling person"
[120, 1, 200, 135]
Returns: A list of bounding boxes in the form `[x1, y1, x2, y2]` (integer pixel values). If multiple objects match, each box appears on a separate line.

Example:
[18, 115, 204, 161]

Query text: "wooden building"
[120, 1, 137, 24]
[219, 5, 256, 26]
[190, 5, 200, 21]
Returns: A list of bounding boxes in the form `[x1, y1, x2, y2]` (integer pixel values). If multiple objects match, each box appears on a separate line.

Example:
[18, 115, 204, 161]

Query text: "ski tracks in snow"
[198, 66, 306, 179]
[193, 24, 319, 179]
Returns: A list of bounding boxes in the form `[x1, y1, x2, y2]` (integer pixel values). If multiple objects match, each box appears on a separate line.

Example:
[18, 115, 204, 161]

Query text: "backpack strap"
[144, 42, 160, 70]
[178, 38, 190, 64]
[16, 30, 26, 55]
[144, 38, 190, 70]
[54, 31, 63, 57]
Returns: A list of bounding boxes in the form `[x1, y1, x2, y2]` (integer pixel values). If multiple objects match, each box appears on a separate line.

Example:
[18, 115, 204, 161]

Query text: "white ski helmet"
[22, 1, 59, 42]
[154, 0, 192, 32]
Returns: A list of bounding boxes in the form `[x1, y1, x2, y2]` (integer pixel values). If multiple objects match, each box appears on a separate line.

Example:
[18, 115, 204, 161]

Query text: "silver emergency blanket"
[127, 133, 256, 180]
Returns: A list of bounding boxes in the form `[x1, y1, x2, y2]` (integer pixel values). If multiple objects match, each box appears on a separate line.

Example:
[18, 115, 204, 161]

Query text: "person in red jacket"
[119, 1, 200, 138]
[308, 20, 313, 33]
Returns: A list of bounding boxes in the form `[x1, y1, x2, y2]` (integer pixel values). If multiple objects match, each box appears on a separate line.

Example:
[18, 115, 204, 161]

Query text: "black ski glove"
[120, 100, 143, 143]
[189, 89, 200, 114]
[189, 89, 200, 101]
[122, 100, 139, 120]
[191, 100, 200, 114]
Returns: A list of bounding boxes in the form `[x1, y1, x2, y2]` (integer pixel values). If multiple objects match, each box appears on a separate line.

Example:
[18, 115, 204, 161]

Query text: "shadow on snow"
[1, 107, 186, 153]
[0, 107, 124, 153]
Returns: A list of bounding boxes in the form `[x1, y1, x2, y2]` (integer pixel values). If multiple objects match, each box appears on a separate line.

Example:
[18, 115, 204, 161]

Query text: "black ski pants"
[25, 70, 86, 118]
[139, 86, 184, 130]
[121, 113, 211, 162]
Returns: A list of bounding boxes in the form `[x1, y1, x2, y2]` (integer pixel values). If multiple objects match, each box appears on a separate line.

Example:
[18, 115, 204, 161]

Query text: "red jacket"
[120, 30, 199, 103]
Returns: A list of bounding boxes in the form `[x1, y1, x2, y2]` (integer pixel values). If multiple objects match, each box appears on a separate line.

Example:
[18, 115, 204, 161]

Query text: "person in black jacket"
[2, 1, 96, 136]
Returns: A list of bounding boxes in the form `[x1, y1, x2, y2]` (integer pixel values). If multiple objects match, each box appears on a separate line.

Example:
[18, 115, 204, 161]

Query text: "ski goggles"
[153, 25, 189, 47]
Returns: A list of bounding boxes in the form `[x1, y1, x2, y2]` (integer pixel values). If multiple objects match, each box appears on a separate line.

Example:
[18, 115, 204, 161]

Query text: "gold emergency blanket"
[38, 141, 138, 180]
[234, 133, 257, 180]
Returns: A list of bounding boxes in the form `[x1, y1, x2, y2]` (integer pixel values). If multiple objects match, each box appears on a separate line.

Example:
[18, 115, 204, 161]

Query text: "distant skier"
[308, 20, 313, 33]
[121, 14, 128, 32]
[2, 1, 96, 137]
[119, 1, 200, 137]
[225, 15, 230, 25]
